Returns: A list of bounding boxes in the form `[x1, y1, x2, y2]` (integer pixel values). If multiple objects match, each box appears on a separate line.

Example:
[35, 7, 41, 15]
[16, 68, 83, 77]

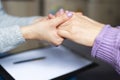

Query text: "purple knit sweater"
[92, 25, 120, 74]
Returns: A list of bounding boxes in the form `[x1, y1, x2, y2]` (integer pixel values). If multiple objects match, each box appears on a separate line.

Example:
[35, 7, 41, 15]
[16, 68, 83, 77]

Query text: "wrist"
[92, 23, 105, 46]
[20, 26, 35, 40]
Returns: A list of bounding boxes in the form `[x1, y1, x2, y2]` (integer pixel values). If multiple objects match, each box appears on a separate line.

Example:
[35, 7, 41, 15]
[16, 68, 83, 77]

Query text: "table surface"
[0, 46, 92, 80]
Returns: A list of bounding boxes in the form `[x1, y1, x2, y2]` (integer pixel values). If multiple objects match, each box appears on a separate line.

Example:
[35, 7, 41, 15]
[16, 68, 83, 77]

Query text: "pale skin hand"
[33, 17, 49, 24]
[58, 13, 105, 46]
[20, 13, 71, 46]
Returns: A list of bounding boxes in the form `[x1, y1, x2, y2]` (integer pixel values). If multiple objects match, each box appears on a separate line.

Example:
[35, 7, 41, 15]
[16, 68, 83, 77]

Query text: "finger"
[33, 18, 42, 23]
[50, 12, 73, 26]
[58, 30, 71, 39]
[76, 12, 83, 15]
[48, 14, 55, 19]
[65, 10, 69, 14]
[51, 34, 64, 46]
[56, 8, 64, 17]
[35, 17, 49, 23]
[55, 37, 64, 46]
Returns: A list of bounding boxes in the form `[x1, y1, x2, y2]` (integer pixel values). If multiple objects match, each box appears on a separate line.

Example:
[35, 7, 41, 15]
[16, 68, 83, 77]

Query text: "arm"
[0, 13, 71, 53]
[0, 25, 25, 53]
[92, 25, 120, 74]
[0, 0, 41, 53]
[58, 13, 120, 74]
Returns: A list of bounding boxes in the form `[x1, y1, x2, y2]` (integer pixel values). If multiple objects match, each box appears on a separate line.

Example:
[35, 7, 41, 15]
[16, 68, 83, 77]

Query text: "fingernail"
[67, 12, 73, 17]
[59, 8, 64, 14]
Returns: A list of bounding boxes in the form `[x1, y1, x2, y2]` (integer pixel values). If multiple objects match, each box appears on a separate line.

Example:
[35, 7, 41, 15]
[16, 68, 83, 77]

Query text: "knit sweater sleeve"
[0, 0, 41, 53]
[92, 25, 120, 74]
[0, 25, 25, 53]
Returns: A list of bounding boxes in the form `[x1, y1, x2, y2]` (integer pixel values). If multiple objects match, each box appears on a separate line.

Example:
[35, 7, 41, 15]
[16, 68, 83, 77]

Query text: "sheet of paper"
[0, 46, 92, 80]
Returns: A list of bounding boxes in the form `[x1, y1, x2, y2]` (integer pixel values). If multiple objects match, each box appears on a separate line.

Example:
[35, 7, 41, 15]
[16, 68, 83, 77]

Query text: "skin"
[20, 13, 72, 46]
[21, 8, 104, 47]
[57, 13, 105, 46]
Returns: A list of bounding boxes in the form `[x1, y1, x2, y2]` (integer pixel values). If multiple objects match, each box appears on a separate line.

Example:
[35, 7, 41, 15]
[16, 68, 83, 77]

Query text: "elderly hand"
[58, 13, 105, 46]
[21, 13, 72, 46]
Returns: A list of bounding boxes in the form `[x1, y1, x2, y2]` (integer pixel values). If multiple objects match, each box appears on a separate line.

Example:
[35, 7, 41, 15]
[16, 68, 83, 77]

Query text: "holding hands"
[21, 12, 72, 45]
[19, 9, 120, 74]
[21, 9, 105, 47]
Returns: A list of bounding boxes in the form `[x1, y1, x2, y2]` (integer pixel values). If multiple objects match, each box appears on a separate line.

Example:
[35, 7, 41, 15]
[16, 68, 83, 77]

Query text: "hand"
[21, 13, 72, 46]
[58, 13, 105, 46]
[33, 17, 49, 24]
[48, 9, 71, 19]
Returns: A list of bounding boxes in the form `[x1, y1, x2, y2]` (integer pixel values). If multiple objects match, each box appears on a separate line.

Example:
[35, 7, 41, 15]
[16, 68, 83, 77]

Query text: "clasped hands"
[21, 9, 104, 47]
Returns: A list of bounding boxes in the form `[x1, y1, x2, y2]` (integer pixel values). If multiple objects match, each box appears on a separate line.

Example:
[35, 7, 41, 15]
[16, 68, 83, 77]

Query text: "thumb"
[50, 12, 73, 26]
[58, 29, 71, 39]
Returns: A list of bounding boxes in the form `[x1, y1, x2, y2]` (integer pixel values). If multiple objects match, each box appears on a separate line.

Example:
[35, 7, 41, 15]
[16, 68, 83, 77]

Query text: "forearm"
[92, 25, 120, 74]
[0, 25, 25, 53]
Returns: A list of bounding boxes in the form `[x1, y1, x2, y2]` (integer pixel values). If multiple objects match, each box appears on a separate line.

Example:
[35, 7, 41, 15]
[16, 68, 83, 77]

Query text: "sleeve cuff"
[91, 25, 120, 65]
[0, 25, 25, 53]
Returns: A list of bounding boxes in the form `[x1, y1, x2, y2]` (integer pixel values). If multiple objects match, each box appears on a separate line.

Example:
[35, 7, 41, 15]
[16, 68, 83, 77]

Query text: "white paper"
[0, 46, 92, 80]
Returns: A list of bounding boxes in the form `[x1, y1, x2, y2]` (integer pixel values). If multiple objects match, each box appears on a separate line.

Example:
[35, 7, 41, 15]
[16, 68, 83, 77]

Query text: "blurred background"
[2, 0, 120, 80]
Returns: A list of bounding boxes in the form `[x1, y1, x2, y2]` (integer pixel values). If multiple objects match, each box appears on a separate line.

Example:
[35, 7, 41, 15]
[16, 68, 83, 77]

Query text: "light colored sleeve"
[0, 0, 41, 53]
[0, 25, 25, 53]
